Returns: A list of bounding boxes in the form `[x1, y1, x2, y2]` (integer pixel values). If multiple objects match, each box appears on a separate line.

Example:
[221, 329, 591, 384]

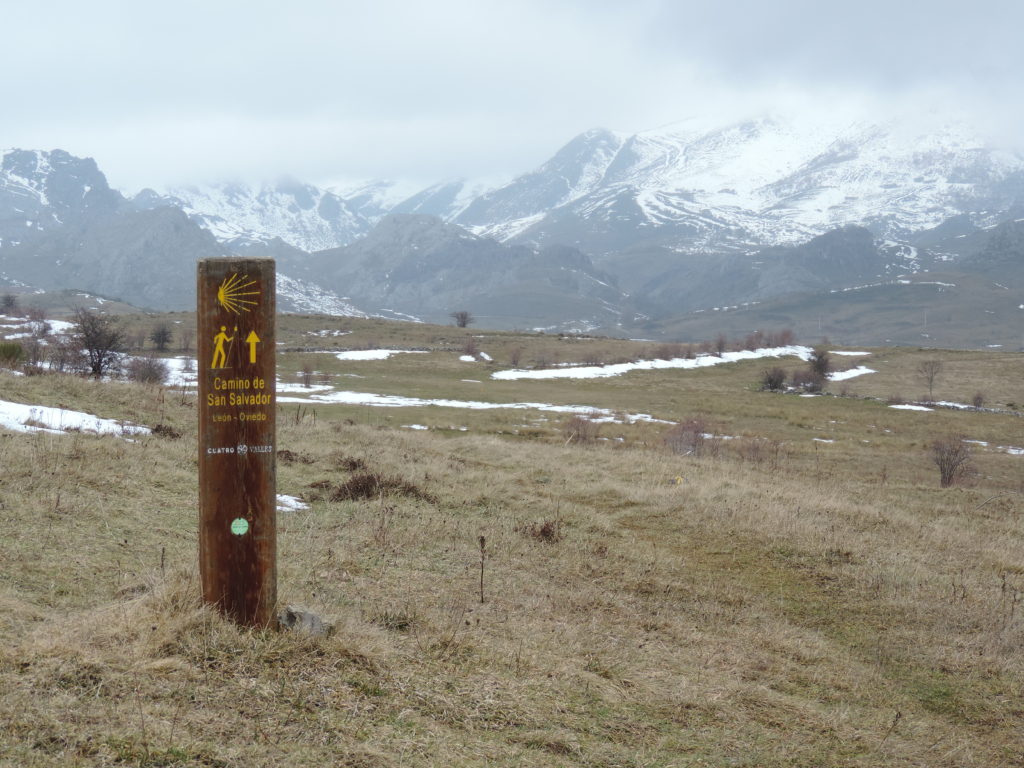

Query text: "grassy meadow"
[1, 312, 1023, 766]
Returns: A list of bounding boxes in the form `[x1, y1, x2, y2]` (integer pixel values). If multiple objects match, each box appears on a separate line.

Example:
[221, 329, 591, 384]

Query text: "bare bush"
[563, 415, 600, 445]
[742, 330, 765, 351]
[462, 337, 479, 357]
[508, 346, 523, 367]
[663, 418, 719, 457]
[766, 328, 796, 347]
[1, 293, 17, 314]
[808, 347, 831, 379]
[47, 337, 86, 373]
[714, 334, 728, 357]
[450, 310, 474, 328]
[791, 369, 824, 393]
[931, 435, 972, 488]
[653, 343, 684, 360]
[300, 363, 314, 388]
[73, 307, 125, 378]
[972, 392, 985, 409]
[733, 437, 786, 470]
[24, 306, 49, 338]
[150, 323, 173, 351]
[518, 519, 563, 543]
[125, 355, 169, 385]
[760, 366, 787, 391]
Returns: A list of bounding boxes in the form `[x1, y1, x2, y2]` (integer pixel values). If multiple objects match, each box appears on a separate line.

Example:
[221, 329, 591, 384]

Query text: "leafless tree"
[450, 310, 474, 328]
[73, 307, 126, 378]
[809, 347, 831, 379]
[150, 322, 173, 351]
[917, 359, 943, 401]
[1, 293, 18, 315]
[931, 434, 972, 488]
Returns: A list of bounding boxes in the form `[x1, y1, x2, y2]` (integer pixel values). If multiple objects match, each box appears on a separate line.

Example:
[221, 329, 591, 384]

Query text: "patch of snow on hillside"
[277, 273, 368, 317]
[335, 349, 427, 361]
[491, 346, 811, 381]
[889, 404, 933, 412]
[828, 366, 876, 381]
[0, 399, 149, 436]
[278, 391, 669, 424]
[833, 350, 871, 356]
[276, 494, 309, 512]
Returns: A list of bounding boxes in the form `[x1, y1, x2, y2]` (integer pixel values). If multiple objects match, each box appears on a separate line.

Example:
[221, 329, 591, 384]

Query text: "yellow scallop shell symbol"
[216, 273, 259, 314]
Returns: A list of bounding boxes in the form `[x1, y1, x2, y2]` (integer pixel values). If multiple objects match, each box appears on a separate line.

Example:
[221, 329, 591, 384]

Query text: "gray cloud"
[3, 0, 1019, 190]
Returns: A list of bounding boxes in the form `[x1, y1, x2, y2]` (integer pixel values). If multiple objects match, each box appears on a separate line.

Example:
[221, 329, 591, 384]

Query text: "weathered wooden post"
[197, 259, 277, 627]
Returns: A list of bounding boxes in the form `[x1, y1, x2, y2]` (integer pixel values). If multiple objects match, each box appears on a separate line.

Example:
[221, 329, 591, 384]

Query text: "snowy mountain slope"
[133, 180, 378, 252]
[461, 115, 1024, 257]
[0, 149, 121, 248]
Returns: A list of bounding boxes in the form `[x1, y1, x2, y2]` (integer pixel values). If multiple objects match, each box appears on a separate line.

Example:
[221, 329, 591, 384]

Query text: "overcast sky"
[3, 0, 1021, 191]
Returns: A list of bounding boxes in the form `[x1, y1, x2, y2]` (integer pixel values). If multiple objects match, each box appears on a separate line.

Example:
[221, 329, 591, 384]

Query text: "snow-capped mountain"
[132, 180, 378, 252]
[456, 115, 1024, 256]
[0, 149, 121, 248]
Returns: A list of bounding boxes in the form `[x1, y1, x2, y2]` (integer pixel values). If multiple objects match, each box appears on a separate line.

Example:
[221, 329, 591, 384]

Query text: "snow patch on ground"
[0, 399, 149, 436]
[889, 404, 933, 412]
[335, 349, 427, 361]
[492, 346, 811, 381]
[278, 390, 670, 424]
[276, 494, 309, 512]
[832, 351, 871, 356]
[828, 366, 876, 381]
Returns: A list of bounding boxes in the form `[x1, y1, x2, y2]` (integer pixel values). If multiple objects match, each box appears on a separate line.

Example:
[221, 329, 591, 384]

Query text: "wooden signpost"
[197, 259, 277, 627]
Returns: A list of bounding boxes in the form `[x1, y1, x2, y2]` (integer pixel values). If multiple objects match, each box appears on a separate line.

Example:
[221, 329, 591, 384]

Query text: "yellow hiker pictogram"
[245, 330, 261, 363]
[211, 325, 236, 368]
[216, 273, 260, 314]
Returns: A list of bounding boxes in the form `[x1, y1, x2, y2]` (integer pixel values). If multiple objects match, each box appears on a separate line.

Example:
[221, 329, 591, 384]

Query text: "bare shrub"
[760, 366, 787, 391]
[152, 424, 182, 439]
[734, 437, 786, 470]
[508, 346, 523, 367]
[766, 328, 796, 347]
[518, 519, 563, 543]
[742, 330, 765, 351]
[73, 307, 125, 378]
[125, 356, 169, 385]
[714, 334, 728, 357]
[931, 435, 972, 488]
[328, 471, 435, 502]
[150, 323, 173, 351]
[808, 347, 831, 379]
[300, 363, 314, 388]
[791, 369, 824, 393]
[563, 415, 600, 445]
[972, 392, 985, 409]
[886, 393, 905, 405]
[1, 293, 18, 314]
[462, 337, 479, 357]
[450, 310, 474, 328]
[663, 418, 719, 457]
[653, 343, 683, 360]
[47, 337, 86, 373]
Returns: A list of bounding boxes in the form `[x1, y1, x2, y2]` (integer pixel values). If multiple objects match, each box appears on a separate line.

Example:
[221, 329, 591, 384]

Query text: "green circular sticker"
[230, 517, 249, 536]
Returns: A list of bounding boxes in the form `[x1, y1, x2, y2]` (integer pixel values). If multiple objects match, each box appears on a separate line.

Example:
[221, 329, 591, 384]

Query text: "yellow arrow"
[245, 330, 261, 363]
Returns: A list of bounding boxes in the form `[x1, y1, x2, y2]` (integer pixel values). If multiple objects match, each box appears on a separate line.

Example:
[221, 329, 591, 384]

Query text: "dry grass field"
[1, 313, 1023, 766]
